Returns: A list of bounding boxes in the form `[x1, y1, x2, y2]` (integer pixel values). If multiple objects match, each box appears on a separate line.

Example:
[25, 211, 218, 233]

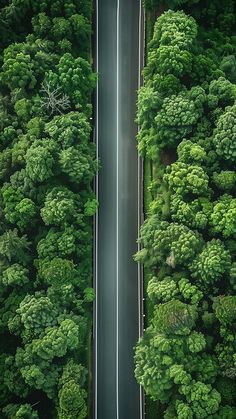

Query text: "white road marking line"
[138, 2, 145, 418]
[138, 1, 142, 417]
[95, 0, 99, 417]
[116, 0, 120, 417]
[138, 0, 141, 340]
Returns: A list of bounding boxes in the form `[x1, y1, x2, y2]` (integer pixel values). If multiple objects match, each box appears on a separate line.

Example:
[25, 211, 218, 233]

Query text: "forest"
[0, 0, 97, 418]
[135, 0, 236, 418]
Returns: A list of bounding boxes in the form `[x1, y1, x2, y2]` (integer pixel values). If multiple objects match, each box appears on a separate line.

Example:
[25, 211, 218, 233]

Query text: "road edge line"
[116, 0, 120, 418]
[138, 1, 145, 418]
[94, 0, 99, 417]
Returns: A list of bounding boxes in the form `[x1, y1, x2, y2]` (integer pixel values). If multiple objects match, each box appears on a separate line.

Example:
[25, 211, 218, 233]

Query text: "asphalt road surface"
[95, 0, 144, 418]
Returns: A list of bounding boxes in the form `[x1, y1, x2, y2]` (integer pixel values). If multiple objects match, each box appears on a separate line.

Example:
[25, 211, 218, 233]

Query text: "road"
[94, 0, 144, 418]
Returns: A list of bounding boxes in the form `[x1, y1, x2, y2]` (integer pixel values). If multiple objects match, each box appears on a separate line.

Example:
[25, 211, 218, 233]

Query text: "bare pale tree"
[40, 82, 71, 115]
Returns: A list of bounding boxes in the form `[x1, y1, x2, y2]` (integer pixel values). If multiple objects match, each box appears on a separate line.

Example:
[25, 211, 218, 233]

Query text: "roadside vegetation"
[0, 1, 97, 417]
[135, 0, 236, 417]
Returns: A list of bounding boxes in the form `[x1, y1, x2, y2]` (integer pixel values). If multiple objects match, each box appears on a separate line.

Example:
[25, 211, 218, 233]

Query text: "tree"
[134, 6, 236, 416]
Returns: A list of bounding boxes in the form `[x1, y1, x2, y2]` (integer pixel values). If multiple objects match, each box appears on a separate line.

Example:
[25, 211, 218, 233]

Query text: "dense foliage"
[135, 1, 236, 418]
[0, 0, 96, 417]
